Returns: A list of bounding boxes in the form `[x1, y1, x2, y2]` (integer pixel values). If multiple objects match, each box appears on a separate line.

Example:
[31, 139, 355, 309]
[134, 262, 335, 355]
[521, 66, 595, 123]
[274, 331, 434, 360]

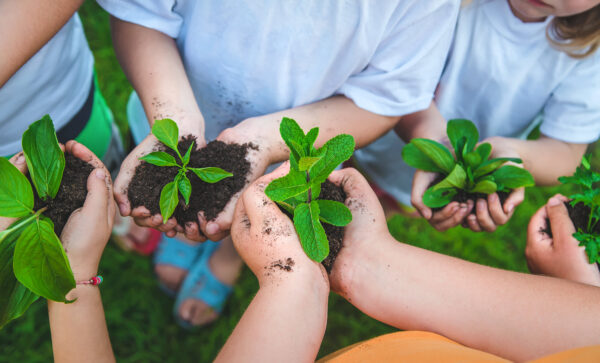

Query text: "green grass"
[1, 3, 599, 362]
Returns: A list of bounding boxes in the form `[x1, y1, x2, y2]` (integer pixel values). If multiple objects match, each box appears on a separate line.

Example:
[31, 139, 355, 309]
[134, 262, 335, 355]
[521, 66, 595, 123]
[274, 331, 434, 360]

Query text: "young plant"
[402, 119, 535, 208]
[558, 155, 600, 263]
[0, 115, 76, 328]
[140, 119, 233, 223]
[265, 118, 354, 262]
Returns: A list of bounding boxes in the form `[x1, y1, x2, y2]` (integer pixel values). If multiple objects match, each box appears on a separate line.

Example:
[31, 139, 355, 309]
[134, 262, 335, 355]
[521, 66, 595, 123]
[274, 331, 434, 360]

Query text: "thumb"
[546, 195, 575, 249]
[81, 168, 110, 221]
[412, 170, 435, 219]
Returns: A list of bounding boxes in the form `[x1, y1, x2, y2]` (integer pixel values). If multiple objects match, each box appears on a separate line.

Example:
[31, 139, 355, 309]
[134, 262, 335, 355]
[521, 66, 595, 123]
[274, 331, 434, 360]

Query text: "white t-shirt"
[355, 0, 600, 205]
[0, 15, 94, 156]
[97, 0, 459, 141]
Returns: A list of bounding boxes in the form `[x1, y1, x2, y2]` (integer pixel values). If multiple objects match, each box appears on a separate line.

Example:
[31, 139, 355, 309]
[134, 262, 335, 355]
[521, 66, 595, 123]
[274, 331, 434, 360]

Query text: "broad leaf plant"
[402, 119, 535, 208]
[140, 119, 233, 223]
[265, 118, 354, 262]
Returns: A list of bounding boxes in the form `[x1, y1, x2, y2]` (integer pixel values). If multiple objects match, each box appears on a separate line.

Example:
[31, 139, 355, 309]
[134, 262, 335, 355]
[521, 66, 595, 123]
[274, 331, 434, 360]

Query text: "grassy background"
[1, 3, 598, 362]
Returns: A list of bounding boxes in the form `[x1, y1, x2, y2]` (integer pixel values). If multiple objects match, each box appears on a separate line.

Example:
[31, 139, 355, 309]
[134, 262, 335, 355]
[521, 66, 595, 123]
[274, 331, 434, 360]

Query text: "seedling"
[557, 155, 600, 263]
[140, 119, 233, 223]
[0, 115, 76, 328]
[402, 119, 535, 208]
[265, 118, 354, 262]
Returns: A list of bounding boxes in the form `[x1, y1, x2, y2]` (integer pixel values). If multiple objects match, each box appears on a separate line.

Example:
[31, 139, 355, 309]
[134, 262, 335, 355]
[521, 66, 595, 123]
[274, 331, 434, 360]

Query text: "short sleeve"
[337, 0, 459, 117]
[540, 52, 600, 144]
[97, 0, 183, 38]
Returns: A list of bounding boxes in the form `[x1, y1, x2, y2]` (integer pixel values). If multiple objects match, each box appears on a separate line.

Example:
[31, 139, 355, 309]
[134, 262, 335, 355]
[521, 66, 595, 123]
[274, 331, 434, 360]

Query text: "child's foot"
[175, 236, 242, 327]
[112, 215, 161, 255]
[154, 235, 205, 294]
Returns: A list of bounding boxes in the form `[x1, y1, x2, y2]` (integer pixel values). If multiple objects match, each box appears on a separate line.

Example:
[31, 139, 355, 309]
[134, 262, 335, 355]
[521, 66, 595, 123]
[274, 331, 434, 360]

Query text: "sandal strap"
[153, 236, 204, 271]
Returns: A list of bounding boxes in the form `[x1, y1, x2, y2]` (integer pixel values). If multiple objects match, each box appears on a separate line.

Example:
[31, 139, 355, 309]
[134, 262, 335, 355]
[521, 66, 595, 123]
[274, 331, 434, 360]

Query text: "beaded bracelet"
[76, 275, 103, 286]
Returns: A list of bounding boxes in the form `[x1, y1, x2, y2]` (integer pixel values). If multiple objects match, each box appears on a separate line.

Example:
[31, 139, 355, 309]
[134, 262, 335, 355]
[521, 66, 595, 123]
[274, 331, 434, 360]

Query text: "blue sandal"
[173, 241, 233, 329]
[153, 235, 205, 297]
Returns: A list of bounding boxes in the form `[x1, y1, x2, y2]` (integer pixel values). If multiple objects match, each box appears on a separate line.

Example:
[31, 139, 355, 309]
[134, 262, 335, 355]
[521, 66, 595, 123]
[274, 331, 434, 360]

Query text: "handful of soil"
[128, 136, 253, 226]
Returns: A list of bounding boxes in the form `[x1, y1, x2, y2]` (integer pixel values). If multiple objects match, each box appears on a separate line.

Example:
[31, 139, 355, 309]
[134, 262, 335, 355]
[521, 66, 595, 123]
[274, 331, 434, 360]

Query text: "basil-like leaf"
[0, 157, 34, 217]
[298, 156, 322, 172]
[304, 127, 319, 153]
[402, 143, 445, 173]
[178, 174, 192, 205]
[159, 181, 179, 223]
[491, 165, 535, 191]
[432, 164, 467, 190]
[13, 217, 75, 302]
[473, 157, 522, 179]
[139, 151, 179, 167]
[410, 139, 455, 174]
[317, 200, 351, 226]
[463, 151, 482, 170]
[475, 142, 492, 162]
[182, 141, 194, 166]
[309, 134, 355, 185]
[152, 119, 179, 152]
[423, 187, 457, 208]
[280, 118, 306, 161]
[22, 115, 65, 200]
[293, 201, 329, 262]
[447, 119, 479, 156]
[190, 167, 233, 183]
[265, 169, 310, 202]
[471, 180, 497, 194]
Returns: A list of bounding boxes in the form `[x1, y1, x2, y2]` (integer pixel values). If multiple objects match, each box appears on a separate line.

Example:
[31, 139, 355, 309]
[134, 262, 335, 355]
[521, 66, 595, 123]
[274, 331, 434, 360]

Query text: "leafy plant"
[402, 119, 535, 208]
[140, 119, 233, 223]
[265, 118, 354, 262]
[0, 115, 76, 328]
[558, 155, 600, 263]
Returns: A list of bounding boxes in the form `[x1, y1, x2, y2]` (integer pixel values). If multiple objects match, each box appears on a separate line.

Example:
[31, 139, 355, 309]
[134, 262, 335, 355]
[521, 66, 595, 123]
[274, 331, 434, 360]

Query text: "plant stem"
[306, 171, 312, 203]
[0, 211, 42, 244]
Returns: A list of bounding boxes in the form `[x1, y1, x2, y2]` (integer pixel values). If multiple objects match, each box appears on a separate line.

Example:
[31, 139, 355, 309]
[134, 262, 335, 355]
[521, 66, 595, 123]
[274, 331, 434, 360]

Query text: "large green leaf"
[293, 201, 329, 262]
[492, 165, 535, 191]
[21, 115, 65, 200]
[473, 157, 522, 179]
[159, 181, 179, 223]
[470, 180, 497, 194]
[475, 142, 492, 162]
[265, 169, 310, 202]
[423, 187, 457, 208]
[13, 217, 75, 302]
[152, 119, 179, 152]
[0, 157, 34, 218]
[280, 118, 306, 161]
[432, 164, 467, 190]
[309, 134, 355, 184]
[447, 119, 479, 156]
[139, 151, 179, 167]
[463, 151, 482, 170]
[410, 139, 455, 174]
[317, 200, 352, 227]
[0, 220, 39, 329]
[190, 167, 233, 183]
[298, 156, 322, 172]
[401, 143, 445, 173]
[304, 127, 319, 152]
[177, 174, 192, 205]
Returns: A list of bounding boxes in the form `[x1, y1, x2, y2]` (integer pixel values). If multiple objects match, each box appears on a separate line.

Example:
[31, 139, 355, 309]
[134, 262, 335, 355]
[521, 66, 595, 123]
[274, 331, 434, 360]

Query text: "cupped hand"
[525, 194, 600, 286]
[60, 141, 116, 280]
[231, 162, 327, 287]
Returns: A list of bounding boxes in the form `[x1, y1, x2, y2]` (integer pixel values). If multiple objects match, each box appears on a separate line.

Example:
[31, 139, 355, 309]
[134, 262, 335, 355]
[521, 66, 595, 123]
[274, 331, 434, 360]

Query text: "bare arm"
[0, 0, 83, 87]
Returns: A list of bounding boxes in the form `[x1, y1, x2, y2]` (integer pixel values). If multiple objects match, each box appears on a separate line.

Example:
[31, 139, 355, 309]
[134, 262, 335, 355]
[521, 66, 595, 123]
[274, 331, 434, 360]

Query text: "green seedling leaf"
[475, 142, 492, 162]
[423, 187, 457, 208]
[0, 220, 39, 329]
[568, 188, 600, 207]
[410, 139, 455, 174]
[464, 151, 482, 170]
[573, 231, 600, 264]
[182, 141, 194, 166]
[276, 200, 296, 215]
[22, 115, 65, 200]
[491, 165, 535, 191]
[447, 119, 479, 156]
[304, 127, 319, 152]
[159, 181, 179, 224]
[13, 217, 75, 302]
[471, 180, 497, 194]
[401, 143, 446, 173]
[298, 156, 322, 172]
[281, 118, 306, 162]
[0, 157, 34, 218]
[433, 164, 467, 190]
[582, 154, 591, 170]
[152, 119, 179, 152]
[265, 169, 310, 202]
[293, 201, 329, 262]
[309, 134, 355, 184]
[473, 157, 522, 179]
[190, 167, 233, 183]
[139, 151, 179, 167]
[317, 200, 352, 227]
[178, 174, 192, 205]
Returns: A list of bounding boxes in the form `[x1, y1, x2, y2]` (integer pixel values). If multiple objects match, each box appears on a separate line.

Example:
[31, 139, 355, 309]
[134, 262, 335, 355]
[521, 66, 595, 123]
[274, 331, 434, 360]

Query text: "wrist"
[260, 263, 329, 297]
[219, 119, 282, 165]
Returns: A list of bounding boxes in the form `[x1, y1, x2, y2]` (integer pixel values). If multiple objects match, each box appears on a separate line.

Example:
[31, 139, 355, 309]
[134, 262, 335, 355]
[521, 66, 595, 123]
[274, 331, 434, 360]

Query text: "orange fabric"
[531, 345, 600, 363]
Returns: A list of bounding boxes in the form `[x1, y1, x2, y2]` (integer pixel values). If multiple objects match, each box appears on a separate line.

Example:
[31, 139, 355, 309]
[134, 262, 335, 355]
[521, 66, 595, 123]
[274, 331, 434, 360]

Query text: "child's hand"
[231, 162, 327, 288]
[526, 194, 600, 287]
[60, 141, 116, 280]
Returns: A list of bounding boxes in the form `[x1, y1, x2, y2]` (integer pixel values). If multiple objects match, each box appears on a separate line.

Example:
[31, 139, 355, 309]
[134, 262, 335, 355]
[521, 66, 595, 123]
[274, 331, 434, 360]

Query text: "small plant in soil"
[556, 155, 600, 263]
[402, 119, 535, 208]
[140, 119, 233, 223]
[0, 115, 87, 328]
[265, 117, 354, 263]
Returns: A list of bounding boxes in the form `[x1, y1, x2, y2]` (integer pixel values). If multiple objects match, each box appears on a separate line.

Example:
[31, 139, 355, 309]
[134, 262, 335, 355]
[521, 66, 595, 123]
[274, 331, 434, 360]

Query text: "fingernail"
[206, 222, 220, 234]
[118, 203, 127, 215]
[478, 199, 485, 209]
[548, 197, 561, 207]
[507, 204, 514, 213]
[95, 169, 106, 179]
[15, 154, 25, 164]
[490, 193, 498, 202]
[181, 309, 191, 320]
[153, 215, 162, 224]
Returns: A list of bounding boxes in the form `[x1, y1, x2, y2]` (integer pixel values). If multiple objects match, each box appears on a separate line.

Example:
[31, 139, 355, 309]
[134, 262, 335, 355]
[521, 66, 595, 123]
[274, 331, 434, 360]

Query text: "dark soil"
[128, 136, 253, 225]
[429, 175, 509, 213]
[33, 154, 94, 236]
[278, 180, 346, 274]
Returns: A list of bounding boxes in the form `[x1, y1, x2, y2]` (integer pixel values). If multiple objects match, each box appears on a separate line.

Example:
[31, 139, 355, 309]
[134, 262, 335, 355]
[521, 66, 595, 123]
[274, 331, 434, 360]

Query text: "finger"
[475, 198, 497, 232]
[527, 202, 550, 247]
[430, 202, 459, 223]
[503, 187, 525, 216]
[466, 213, 482, 232]
[231, 192, 249, 249]
[546, 194, 576, 249]
[66, 140, 102, 169]
[411, 171, 437, 220]
[432, 200, 473, 231]
[184, 222, 207, 242]
[488, 193, 510, 226]
[130, 206, 152, 218]
[241, 177, 289, 229]
[132, 215, 161, 228]
[113, 152, 142, 217]
[165, 229, 177, 238]
[8, 152, 28, 174]
[80, 169, 110, 224]
[155, 217, 178, 233]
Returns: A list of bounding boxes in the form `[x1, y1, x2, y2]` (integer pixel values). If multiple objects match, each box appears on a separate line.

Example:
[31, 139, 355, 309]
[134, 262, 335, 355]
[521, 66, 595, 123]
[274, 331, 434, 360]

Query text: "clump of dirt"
[33, 154, 94, 236]
[128, 136, 254, 225]
[269, 258, 295, 272]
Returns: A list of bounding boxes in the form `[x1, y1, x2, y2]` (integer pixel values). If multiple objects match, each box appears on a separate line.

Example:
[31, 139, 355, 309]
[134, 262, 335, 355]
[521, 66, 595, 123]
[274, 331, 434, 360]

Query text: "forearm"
[394, 101, 447, 143]
[486, 135, 587, 186]
[337, 234, 600, 362]
[216, 278, 328, 363]
[48, 286, 114, 363]
[0, 0, 83, 87]
[110, 17, 203, 135]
